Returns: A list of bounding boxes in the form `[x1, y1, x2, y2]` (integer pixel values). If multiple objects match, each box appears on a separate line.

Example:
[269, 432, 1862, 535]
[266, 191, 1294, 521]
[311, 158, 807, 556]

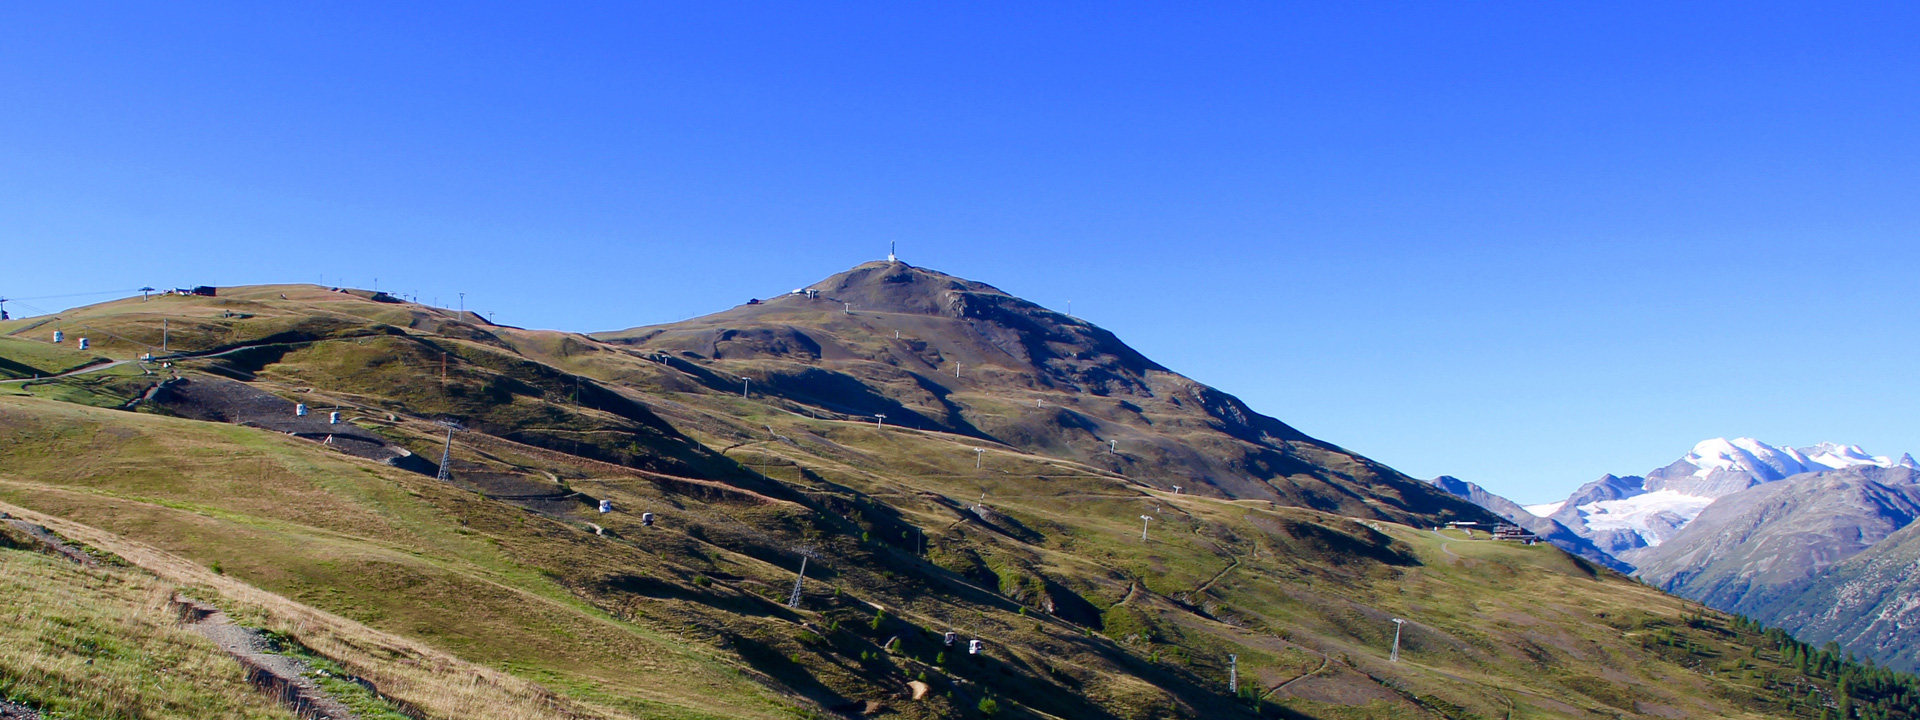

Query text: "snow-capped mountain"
[1648, 437, 1915, 497]
[1452, 438, 1920, 672]
[1530, 438, 1917, 563]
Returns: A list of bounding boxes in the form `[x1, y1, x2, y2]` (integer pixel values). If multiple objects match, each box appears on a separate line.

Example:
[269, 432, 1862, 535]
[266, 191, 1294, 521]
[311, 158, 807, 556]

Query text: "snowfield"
[1574, 490, 1716, 547]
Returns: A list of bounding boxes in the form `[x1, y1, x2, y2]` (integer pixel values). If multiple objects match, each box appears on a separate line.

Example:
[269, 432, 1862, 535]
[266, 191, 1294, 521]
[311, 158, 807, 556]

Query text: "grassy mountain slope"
[1766, 518, 1920, 672]
[594, 262, 1493, 526]
[3, 274, 1916, 719]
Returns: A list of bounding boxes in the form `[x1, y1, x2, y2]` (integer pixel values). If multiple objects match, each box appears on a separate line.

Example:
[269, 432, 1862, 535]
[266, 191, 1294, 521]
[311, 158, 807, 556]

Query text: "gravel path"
[2, 516, 95, 566]
[2, 513, 362, 719]
[175, 598, 360, 720]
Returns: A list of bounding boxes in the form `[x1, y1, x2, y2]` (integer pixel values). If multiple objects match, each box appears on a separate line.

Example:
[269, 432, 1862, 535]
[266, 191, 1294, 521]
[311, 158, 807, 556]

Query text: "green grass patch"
[0, 337, 106, 379]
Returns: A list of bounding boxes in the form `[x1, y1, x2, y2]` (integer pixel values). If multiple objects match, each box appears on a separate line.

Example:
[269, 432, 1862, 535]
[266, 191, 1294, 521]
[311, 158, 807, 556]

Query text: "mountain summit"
[600, 261, 1491, 525]
[6, 273, 1918, 716]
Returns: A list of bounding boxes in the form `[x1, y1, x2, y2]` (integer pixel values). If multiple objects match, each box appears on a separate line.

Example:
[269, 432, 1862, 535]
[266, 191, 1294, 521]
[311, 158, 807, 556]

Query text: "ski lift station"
[1492, 524, 1539, 543]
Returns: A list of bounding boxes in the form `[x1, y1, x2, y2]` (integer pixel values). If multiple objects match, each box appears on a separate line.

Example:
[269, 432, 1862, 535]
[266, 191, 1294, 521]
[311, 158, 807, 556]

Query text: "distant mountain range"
[1429, 437, 1920, 670]
[1526, 438, 1917, 563]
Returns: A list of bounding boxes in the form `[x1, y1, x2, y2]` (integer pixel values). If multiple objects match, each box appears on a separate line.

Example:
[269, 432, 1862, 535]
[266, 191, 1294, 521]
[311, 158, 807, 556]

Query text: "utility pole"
[435, 422, 460, 481]
[1390, 618, 1405, 662]
[1229, 654, 1238, 694]
[459, 293, 465, 312]
[874, 414, 886, 428]
[742, 378, 750, 398]
[1140, 515, 1153, 541]
[974, 448, 985, 468]
[787, 554, 809, 608]
[162, 319, 168, 354]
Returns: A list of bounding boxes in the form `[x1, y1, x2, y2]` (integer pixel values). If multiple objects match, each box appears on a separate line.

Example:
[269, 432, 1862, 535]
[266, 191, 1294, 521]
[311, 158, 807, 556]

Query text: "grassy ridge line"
[0, 498, 611, 720]
[13, 289, 1890, 718]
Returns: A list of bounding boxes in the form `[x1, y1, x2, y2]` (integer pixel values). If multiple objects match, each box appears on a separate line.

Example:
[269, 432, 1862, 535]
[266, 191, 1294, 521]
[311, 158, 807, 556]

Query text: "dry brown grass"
[0, 500, 622, 720]
[0, 546, 291, 720]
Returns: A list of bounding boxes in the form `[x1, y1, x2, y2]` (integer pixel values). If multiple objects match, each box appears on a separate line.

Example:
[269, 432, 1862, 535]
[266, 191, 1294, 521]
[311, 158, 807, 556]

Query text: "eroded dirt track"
[174, 598, 361, 720]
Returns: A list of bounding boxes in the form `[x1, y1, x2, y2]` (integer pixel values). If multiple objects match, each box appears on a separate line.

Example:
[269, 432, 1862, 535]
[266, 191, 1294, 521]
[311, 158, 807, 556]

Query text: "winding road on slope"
[1264, 656, 1331, 700]
[1430, 529, 1463, 559]
[1, 332, 404, 386]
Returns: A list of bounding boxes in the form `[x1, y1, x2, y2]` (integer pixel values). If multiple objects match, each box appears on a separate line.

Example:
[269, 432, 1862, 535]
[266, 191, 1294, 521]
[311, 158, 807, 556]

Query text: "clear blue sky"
[4, 3, 1917, 502]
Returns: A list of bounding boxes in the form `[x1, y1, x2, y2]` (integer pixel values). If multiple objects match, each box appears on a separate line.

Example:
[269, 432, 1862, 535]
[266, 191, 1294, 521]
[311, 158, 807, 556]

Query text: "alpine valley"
[7, 261, 1920, 719]
[1431, 437, 1920, 673]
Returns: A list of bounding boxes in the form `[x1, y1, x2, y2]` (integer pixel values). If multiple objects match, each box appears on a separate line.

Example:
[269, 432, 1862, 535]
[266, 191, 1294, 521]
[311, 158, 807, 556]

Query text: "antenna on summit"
[887, 241, 898, 263]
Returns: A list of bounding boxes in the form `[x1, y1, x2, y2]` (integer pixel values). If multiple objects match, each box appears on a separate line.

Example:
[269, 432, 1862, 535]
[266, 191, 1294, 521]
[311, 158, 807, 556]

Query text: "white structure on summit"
[888, 241, 897, 263]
